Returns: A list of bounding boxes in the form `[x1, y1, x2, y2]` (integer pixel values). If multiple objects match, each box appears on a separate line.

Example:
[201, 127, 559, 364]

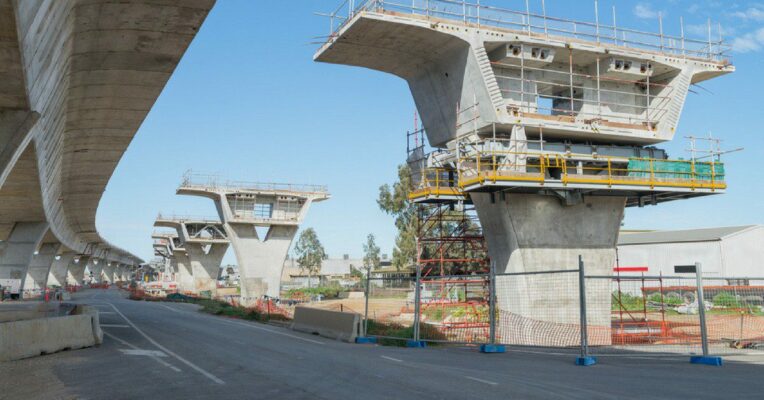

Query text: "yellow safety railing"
[456, 149, 726, 191]
[409, 167, 466, 201]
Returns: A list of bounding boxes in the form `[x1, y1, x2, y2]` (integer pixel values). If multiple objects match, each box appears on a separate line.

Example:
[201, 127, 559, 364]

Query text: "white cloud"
[634, 3, 663, 19]
[730, 7, 764, 21]
[731, 27, 764, 52]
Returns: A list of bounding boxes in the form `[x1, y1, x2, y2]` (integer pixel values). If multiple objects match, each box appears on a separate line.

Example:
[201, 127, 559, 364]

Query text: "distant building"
[281, 255, 364, 289]
[616, 225, 764, 279]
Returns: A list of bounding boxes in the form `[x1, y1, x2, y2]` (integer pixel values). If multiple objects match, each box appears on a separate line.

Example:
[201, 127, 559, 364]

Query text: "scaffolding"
[407, 120, 492, 343]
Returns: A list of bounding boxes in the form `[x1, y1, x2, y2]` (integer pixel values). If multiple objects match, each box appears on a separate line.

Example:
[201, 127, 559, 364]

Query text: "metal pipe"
[364, 268, 371, 336]
[594, 0, 600, 43]
[578, 255, 589, 358]
[696, 262, 709, 356]
[413, 260, 422, 341]
[489, 260, 496, 344]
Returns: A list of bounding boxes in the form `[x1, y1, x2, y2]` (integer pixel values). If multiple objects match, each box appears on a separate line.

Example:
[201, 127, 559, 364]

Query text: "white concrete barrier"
[0, 305, 101, 362]
[290, 306, 362, 342]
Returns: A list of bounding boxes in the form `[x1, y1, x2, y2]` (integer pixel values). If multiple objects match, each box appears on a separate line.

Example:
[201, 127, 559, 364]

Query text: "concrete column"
[185, 243, 226, 297]
[227, 224, 296, 305]
[66, 256, 90, 287]
[172, 250, 194, 294]
[472, 193, 625, 346]
[47, 252, 75, 288]
[86, 259, 103, 284]
[21, 242, 61, 298]
[0, 222, 49, 291]
[102, 263, 116, 284]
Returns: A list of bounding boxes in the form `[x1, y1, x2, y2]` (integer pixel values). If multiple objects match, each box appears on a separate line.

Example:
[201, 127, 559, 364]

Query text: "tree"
[293, 228, 326, 288]
[362, 233, 381, 272]
[378, 164, 418, 270]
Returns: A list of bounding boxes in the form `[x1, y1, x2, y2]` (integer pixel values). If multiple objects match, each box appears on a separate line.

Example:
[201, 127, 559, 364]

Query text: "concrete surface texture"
[0, 0, 215, 281]
[154, 217, 230, 296]
[291, 306, 362, 342]
[177, 180, 329, 304]
[0, 304, 101, 362]
[46, 252, 75, 288]
[2, 288, 763, 399]
[21, 239, 60, 296]
[473, 193, 624, 345]
[66, 256, 89, 287]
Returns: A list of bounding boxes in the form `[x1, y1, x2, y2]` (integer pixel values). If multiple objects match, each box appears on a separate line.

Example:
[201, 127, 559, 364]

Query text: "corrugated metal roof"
[618, 225, 760, 245]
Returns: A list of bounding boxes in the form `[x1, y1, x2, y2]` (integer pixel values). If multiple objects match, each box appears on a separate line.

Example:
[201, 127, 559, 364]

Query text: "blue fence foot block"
[406, 340, 427, 348]
[575, 356, 597, 366]
[690, 356, 723, 366]
[355, 337, 377, 344]
[480, 344, 506, 353]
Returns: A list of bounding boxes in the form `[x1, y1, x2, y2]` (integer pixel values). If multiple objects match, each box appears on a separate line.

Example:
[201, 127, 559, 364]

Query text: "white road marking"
[212, 317, 325, 345]
[120, 349, 168, 357]
[466, 376, 498, 386]
[381, 355, 403, 362]
[103, 331, 181, 372]
[98, 311, 116, 315]
[100, 324, 130, 328]
[158, 304, 183, 313]
[107, 303, 225, 385]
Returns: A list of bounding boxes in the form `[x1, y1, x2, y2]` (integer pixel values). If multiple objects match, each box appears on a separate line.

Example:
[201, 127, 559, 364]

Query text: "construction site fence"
[359, 264, 764, 357]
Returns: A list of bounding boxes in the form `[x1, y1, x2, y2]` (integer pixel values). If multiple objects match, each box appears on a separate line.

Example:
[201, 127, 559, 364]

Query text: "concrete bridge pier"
[228, 224, 296, 304]
[0, 222, 49, 290]
[102, 263, 116, 284]
[87, 259, 103, 284]
[177, 176, 329, 306]
[21, 241, 61, 298]
[172, 250, 194, 294]
[47, 252, 76, 288]
[472, 193, 625, 346]
[67, 256, 90, 287]
[185, 243, 226, 297]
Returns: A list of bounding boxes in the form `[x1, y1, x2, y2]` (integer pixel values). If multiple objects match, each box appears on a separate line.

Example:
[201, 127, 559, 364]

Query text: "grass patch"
[366, 319, 447, 346]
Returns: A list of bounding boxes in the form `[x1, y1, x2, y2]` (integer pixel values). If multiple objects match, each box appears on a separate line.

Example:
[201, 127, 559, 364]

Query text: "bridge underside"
[0, 0, 215, 282]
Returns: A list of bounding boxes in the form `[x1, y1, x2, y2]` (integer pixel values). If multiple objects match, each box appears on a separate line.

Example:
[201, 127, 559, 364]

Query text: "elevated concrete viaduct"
[177, 174, 328, 305]
[0, 0, 215, 296]
[155, 216, 229, 297]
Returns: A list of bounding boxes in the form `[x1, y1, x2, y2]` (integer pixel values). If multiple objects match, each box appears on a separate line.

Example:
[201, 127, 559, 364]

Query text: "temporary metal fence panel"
[365, 277, 417, 342]
[417, 275, 490, 344]
[587, 275, 764, 356]
[493, 269, 586, 347]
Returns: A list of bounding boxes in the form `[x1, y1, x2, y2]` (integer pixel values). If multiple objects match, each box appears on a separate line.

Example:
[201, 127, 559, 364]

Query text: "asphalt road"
[1, 287, 763, 399]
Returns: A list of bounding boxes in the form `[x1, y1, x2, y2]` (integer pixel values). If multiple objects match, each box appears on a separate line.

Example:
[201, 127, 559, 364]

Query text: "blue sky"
[96, 0, 764, 264]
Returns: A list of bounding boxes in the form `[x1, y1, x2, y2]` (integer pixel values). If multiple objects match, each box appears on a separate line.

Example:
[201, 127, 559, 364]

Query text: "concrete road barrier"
[291, 306, 362, 342]
[0, 305, 102, 362]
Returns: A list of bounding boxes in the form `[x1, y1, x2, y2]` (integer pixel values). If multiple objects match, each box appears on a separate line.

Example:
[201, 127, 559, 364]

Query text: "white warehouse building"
[616, 225, 764, 279]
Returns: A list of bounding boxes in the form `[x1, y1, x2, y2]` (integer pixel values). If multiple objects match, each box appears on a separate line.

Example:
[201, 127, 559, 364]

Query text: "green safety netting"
[627, 159, 725, 180]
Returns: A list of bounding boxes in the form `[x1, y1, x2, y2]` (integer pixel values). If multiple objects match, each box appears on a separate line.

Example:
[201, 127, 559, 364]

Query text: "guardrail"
[180, 172, 328, 194]
[321, 0, 730, 61]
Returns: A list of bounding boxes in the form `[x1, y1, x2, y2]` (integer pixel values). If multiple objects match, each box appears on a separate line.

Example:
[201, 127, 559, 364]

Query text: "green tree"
[378, 164, 418, 270]
[363, 233, 381, 272]
[294, 228, 326, 288]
